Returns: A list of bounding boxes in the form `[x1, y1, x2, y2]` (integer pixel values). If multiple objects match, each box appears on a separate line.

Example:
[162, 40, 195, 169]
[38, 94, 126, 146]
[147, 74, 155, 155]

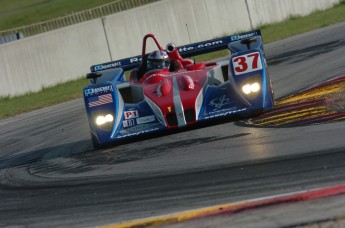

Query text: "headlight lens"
[251, 83, 260, 93]
[95, 114, 114, 126]
[105, 114, 114, 122]
[96, 116, 106, 125]
[242, 82, 261, 95]
[242, 84, 252, 95]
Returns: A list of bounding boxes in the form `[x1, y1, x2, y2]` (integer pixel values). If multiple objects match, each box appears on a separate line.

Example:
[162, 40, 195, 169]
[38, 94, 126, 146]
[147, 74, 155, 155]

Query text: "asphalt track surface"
[1, 22, 345, 227]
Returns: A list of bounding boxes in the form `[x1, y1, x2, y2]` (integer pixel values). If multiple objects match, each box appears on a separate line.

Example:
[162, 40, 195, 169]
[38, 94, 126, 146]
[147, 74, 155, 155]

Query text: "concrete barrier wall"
[0, 0, 341, 97]
[0, 19, 110, 96]
[104, 0, 251, 58]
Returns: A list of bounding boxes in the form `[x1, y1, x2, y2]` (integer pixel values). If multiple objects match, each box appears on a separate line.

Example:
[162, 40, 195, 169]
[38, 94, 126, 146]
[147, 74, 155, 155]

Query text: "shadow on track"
[0, 140, 92, 170]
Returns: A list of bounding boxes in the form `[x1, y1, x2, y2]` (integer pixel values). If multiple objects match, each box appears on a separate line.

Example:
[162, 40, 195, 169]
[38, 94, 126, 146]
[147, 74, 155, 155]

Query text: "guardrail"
[0, 0, 159, 39]
[0, 32, 24, 45]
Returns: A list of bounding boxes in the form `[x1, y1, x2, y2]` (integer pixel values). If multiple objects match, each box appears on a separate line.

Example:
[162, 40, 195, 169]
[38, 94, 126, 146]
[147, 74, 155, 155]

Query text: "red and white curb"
[99, 183, 345, 228]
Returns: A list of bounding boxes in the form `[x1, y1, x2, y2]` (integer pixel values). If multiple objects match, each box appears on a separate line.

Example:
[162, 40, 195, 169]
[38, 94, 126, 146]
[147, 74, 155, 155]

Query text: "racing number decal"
[232, 52, 262, 75]
[233, 56, 248, 73]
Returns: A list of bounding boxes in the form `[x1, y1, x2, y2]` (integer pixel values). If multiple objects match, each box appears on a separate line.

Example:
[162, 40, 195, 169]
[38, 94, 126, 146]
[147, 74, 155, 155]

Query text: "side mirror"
[86, 72, 102, 84]
[166, 43, 177, 53]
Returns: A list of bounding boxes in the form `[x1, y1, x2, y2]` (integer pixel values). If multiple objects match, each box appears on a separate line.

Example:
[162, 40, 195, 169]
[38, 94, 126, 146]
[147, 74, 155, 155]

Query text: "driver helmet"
[147, 50, 169, 70]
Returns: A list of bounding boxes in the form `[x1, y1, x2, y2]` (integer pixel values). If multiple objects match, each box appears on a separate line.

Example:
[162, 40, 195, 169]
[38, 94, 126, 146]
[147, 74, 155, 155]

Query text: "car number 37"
[232, 52, 263, 75]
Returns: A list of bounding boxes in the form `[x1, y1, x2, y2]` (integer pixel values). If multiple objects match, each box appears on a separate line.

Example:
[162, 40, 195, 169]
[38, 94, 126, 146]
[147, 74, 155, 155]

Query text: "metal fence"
[0, 0, 159, 39]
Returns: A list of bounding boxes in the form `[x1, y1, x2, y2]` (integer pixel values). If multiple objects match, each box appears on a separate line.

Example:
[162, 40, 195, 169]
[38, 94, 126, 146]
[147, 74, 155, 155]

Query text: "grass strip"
[0, 78, 88, 119]
[1, 1, 345, 119]
[0, 0, 123, 31]
[261, 0, 345, 42]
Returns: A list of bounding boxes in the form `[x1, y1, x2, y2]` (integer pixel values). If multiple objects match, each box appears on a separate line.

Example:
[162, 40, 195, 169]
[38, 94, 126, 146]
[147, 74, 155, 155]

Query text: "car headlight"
[95, 114, 114, 126]
[242, 84, 252, 95]
[104, 114, 114, 122]
[96, 116, 106, 126]
[242, 82, 261, 95]
[251, 82, 260, 92]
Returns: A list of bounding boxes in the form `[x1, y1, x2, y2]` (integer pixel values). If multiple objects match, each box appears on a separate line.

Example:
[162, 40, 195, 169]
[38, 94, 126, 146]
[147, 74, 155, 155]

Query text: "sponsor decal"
[209, 95, 232, 111]
[84, 85, 113, 96]
[88, 93, 113, 108]
[178, 40, 223, 53]
[92, 55, 142, 72]
[84, 89, 93, 96]
[208, 107, 237, 115]
[205, 108, 247, 119]
[117, 127, 160, 139]
[136, 115, 156, 125]
[123, 119, 135, 128]
[231, 32, 258, 41]
[125, 123, 158, 133]
[130, 57, 142, 64]
[94, 62, 122, 71]
[124, 110, 139, 119]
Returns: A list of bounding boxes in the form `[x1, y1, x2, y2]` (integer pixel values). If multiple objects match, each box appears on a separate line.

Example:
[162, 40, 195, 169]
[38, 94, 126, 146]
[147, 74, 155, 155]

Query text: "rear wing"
[90, 30, 261, 73]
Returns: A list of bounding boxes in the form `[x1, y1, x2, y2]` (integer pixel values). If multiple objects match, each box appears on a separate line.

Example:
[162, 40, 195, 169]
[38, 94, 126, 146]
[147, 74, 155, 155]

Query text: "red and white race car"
[84, 30, 274, 148]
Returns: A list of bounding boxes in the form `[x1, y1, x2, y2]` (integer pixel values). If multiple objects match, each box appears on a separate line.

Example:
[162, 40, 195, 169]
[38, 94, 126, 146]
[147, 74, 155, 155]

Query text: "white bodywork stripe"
[111, 89, 124, 138]
[172, 76, 186, 127]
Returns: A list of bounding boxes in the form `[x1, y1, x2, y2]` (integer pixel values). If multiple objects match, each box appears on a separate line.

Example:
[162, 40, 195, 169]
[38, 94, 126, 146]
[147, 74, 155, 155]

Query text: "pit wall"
[0, 0, 340, 97]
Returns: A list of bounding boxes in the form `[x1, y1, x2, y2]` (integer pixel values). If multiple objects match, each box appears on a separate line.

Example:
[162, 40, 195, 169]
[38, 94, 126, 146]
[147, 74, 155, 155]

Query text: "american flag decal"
[88, 93, 113, 108]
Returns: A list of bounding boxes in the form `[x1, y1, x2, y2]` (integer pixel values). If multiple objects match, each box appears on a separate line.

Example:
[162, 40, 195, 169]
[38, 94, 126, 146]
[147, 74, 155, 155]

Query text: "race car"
[83, 30, 274, 148]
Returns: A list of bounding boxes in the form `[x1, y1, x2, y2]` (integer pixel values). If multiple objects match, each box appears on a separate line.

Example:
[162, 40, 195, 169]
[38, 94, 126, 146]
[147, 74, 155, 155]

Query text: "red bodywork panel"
[136, 64, 216, 128]
[129, 34, 218, 128]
